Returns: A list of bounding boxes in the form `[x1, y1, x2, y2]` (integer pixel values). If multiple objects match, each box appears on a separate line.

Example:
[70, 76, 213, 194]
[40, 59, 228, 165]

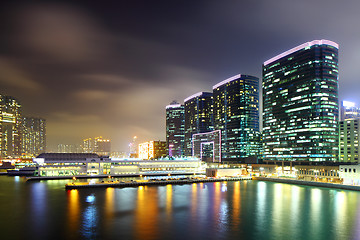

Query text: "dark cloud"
[1, 0, 359, 151]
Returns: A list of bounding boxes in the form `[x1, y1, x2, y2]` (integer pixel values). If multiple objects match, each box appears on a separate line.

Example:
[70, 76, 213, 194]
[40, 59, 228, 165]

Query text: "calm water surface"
[1, 176, 360, 240]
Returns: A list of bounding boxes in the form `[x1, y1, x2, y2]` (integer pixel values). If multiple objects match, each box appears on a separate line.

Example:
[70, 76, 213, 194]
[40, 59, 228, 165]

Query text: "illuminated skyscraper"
[166, 101, 185, 157]
[21, 117, 46, 157]
[83, 138, 94, 153]
[213, 74, 260, 162]
[263, 40, 339, 162]
[184, 92, 213, 156]
[138, 141, 167, 160]
[94, 136, 111, 156]
[0, 95, 22, 158]
[339, 119, 360, 162]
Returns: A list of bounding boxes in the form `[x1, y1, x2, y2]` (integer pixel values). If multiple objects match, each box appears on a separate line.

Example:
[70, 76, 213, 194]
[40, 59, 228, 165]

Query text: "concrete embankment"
[254, 177, 360, 191]
[65, 177, 252, 190]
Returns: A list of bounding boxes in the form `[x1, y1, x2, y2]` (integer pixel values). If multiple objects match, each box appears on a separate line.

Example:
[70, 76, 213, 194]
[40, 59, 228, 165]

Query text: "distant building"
[166, 101, 185, 157]
[184, 92, 213, 156]
[339, 119, 360, 162]
[21, 117, 46, 157]
[138, 141, 167, 160]
[57, 144, 75, 153]
[94, 136, 111, 156]
[83, 138, 94, 153]
[263, 40, 339, 162]
[341, 101, 360, 120]
[213, 74, 260, 162]
[0, 95, 22, 158]
[128, 136, 138, 157]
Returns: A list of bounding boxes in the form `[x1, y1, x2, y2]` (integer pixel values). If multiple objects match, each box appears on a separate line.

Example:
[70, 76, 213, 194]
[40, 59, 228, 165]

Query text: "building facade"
[21, 117, 46, 157]
[184, 92, 213, 156]
[138, 141, 167, 160]
[94, 136, 111, 156]
[213, 74, 260, 162]
[339, 119, 360, 162]
[166, 101, 185, 157]
[341, 101, 360, 120]
[0, 95, 22, 158]
[192, 130, 221, 162]
[263, 40, 339, 162]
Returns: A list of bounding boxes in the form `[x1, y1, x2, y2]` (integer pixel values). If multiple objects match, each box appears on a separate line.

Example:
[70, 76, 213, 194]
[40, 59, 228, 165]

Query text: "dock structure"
[26, 172, 204, 181]
[65, 176, 252, 190]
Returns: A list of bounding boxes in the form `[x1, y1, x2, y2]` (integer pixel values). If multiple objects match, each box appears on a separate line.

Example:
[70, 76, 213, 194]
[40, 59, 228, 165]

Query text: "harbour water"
[1, 175, 360, 240]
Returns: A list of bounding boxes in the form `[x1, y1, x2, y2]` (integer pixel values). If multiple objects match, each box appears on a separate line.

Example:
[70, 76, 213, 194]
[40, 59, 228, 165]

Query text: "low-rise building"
[33, 153, 203, 177]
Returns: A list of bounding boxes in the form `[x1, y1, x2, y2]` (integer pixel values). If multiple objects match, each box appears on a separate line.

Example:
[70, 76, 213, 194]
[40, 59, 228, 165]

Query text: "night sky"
[1, 0, 360, 152]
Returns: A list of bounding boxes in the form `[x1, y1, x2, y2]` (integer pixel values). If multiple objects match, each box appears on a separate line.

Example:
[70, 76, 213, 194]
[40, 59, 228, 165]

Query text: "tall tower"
[0, 95, 22, 158]
[166, 101, 185, 157]
[263, 40, 339, 162]
[21, 117, 46, 157]
[184, 92, 213, 156]
[213, 74, 260, 162]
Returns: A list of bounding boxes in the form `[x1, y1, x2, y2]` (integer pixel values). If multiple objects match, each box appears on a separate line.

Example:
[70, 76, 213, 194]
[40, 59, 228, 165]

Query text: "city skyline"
[1, 0, 360, 152]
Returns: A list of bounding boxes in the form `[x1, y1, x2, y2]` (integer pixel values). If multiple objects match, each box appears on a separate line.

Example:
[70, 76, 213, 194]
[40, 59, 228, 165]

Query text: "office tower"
[0, 95, 22, 158]
[58, 144, 75, 153]
[263, 40, 339, 162]
[83, 138, 94, 153]
[21, 117, 46, 157]
[184, 92, 213, 156]
[166, 101, 185, 157]
[341, 101, 360, 120]
[129, 136, 138, 158]
[213, 74, 260, 162]
[339, 119, 360, 162]
[94, 136, 111, 156]
[138, 141, 167, 160]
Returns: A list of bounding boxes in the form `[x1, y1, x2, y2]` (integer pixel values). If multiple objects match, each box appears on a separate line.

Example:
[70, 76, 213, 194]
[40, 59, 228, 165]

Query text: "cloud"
[73, 89, 109, 101]
[0, 58, 43, 91]
[16, 3, 112, 63]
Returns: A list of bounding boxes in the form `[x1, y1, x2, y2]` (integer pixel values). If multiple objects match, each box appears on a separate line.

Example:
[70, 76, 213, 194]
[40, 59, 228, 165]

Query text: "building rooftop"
[36, 153, 100, 161]
[264, 39, 339, 66]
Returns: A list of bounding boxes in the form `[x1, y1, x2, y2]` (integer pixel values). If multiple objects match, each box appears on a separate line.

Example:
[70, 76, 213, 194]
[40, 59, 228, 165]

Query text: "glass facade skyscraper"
[263, 40, 339, 162]
[0, 95, 22, 158]
[21, 117, 46, 157]
[166, 101, 185, 157]
[184, 92, 213, 156]
[213, 74, 260, 162]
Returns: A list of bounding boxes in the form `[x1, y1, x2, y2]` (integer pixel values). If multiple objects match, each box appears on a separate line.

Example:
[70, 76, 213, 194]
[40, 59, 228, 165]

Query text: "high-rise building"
[166, 101, 185, 157]
[184, 92, 213, 156]
[339, 119, 360, 162]
[213, 74, 260, 162]
[83, 138, 94, 153]
[138, 141, 167, 160]
[0, 95, 22, 158]
[341, 101, 360, 120]
[94, 136, 111, 156]
[263, 40, 339, 162]
[21, 117, 46, 157]
[58, 144, 76, 153]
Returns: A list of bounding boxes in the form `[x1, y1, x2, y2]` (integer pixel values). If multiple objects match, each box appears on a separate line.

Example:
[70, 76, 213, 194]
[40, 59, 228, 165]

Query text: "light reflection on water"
[3, 176, 360, 240]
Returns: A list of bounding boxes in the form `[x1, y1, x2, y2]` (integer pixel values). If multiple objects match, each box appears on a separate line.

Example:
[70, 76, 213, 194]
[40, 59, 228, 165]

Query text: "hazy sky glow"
[1, 0, 360, 151]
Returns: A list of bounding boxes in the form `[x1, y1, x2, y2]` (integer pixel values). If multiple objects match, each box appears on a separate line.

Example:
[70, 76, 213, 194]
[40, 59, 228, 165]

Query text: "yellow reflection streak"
[191, 183, 198, 218]
[104, 187, 115, 229]
[135, 186, 159, 240]
[232, 181, 241, 229]
[214, 182, 221, 219]
[67, 189, 80, 238]
[166, 184, 173, 220]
